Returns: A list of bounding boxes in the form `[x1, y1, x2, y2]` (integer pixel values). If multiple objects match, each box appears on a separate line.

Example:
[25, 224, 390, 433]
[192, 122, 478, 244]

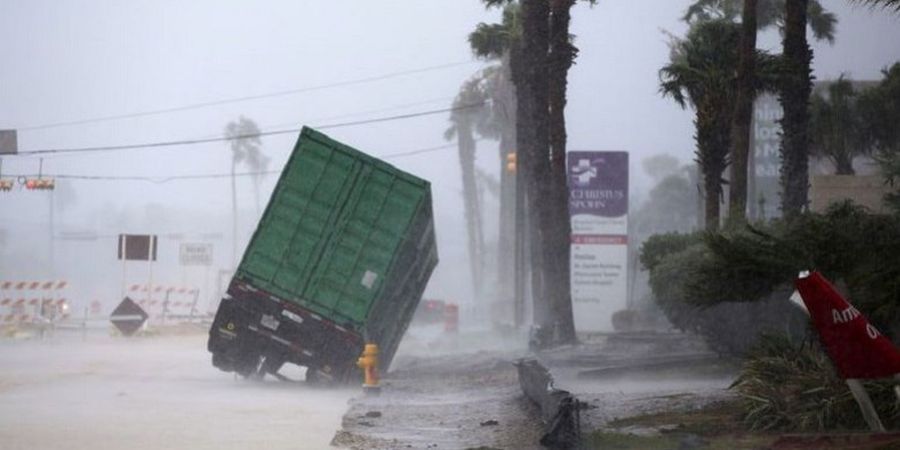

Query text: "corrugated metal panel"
[235, 127, 437, 332]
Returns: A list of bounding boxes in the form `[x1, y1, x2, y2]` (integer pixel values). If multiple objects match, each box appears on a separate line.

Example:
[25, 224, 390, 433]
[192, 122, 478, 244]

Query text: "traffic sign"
[179, 243, 213, 266]
[110, 297, 148, 336]
[118, 234, 158, 261]
[0, 130, 17, 155]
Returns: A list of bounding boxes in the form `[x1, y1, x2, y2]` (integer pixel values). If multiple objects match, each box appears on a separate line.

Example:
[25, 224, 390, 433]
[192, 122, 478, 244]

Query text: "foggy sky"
[1, 0, 898, 309]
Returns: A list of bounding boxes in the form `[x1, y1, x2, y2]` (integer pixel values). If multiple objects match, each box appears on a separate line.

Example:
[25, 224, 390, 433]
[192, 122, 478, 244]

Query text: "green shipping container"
[208, 127, 438, 380]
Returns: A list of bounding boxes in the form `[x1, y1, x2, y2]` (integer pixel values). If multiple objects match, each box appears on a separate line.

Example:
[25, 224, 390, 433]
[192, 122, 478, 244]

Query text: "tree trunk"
[779, 0, 812, 219]
[508, 20, 537, 327]
[835, 156, 855, 175]
[458, 122, 484, 299]
[696, 99, 731, 231]
[728, 0, 758, 228]
[546, 0, 577, 344]
[518, 0, 553, 335]
[496, 54, 518, 325]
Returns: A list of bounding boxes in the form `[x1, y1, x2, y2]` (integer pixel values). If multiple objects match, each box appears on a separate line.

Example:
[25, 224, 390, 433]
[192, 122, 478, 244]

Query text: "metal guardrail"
[515, 358, 581, 449]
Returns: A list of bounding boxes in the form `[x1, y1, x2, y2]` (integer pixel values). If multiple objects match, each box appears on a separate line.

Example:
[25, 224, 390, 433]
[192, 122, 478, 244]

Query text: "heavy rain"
[2, 1, 900, 449]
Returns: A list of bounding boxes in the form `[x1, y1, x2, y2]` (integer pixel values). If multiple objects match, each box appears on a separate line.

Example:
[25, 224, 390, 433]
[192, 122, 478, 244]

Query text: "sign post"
[567, 151, 628, 332]
[0, 130, 17, 155]
[118, 234, 158, 307]
[794, 271, 900, 432]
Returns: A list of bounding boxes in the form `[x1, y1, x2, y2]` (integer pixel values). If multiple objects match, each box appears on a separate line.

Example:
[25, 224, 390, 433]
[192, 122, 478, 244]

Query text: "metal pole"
[893, 374, 900, 404]
[846, 379, 886, 432]
[82, 306, 88, 342]
[513, 163, 525, 329]
[162, 288, 169, 325]
[120, 236, 127, 301]
[49, 188, 55, 276]
[189, 289, 200, 322]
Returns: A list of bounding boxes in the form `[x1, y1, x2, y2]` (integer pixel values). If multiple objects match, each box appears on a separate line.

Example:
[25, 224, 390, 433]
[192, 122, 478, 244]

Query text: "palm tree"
[810, 77, 867, 175]
[779, 0, 813, 219]
[684, 0, 837, 43]
[661, 20, 777, 230]
[684, 0, 836, 225]
[469, 4, 520, 324]
[224, 116, 265, 267]
[445, 74, 494, 301]
[852, 0, 900, 10]
[473, 0, 593, 345]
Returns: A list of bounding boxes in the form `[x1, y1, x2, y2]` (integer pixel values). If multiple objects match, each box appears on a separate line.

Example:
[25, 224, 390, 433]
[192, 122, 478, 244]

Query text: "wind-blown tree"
[661, 20, 777, 230]
[684, 0, 836, 225]
[445, 73, 497, 299]
[858, 63, 900, 209]
[224, 116, 265, 267]
[859, 64, 900, 158]
[473, 0, 594, 346]
[684, 0, 837, 43]
[469, 8, 520, 315]
[810, 77, 868, 175]
[853, 0, 900, 10]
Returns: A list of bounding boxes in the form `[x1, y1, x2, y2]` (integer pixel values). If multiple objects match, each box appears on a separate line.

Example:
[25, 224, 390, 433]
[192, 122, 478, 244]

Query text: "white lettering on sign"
[867, 323, 880, 339]
[832, 305, 861, 324]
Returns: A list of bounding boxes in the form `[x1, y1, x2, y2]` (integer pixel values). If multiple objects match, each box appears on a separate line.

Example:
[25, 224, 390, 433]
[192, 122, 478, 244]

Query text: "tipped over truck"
[208, 127, 438, 382]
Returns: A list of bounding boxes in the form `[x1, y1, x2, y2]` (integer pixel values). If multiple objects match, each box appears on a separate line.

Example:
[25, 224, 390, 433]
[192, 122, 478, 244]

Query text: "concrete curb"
[515, 358, 581, 449]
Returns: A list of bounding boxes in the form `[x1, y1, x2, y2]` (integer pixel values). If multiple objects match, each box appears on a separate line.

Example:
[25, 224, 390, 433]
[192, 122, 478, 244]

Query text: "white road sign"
[179, 243, 213, 266]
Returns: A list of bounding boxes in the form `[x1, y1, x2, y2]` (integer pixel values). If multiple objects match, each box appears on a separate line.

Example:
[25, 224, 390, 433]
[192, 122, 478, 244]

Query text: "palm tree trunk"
[458, 123, 483, 298]
[697, 100, 729, 231]
[518, 0, 552, 334]
[728, 0, 758, 228]
[780, 0, 812, 219]
[547, 0, 577, 344]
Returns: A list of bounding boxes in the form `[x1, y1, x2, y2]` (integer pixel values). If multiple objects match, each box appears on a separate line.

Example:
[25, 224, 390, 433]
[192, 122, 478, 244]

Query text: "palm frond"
[851, 0, 900, 11]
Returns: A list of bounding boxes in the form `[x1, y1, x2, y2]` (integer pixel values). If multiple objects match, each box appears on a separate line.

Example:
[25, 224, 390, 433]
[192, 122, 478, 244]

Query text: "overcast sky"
[1, 0, 898, 305]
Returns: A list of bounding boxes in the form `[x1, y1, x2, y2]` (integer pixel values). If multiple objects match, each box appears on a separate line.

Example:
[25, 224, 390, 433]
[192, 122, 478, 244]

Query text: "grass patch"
[584, 400, 776, 449]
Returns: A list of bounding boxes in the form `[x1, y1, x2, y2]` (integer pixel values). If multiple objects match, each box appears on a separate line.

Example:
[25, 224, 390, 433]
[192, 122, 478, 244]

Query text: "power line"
[13, 103, 486, 156]
[17, 61, 480, 131]
[1, 140, 486, 183]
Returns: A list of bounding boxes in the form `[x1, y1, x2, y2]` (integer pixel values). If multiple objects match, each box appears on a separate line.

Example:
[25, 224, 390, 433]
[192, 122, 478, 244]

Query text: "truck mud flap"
[208, 297, 264, 377]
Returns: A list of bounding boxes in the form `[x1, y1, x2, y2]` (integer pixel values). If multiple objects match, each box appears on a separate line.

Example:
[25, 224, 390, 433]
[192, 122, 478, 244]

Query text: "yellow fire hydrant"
[357, 343, 381, 395]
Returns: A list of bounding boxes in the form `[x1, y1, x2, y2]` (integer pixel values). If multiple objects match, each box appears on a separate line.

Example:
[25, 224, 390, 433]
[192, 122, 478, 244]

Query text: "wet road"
[0, 330, 354, 450]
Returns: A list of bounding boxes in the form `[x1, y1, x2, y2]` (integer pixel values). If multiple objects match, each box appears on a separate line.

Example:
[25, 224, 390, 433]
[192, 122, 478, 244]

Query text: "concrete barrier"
[515, 358, 580, 449]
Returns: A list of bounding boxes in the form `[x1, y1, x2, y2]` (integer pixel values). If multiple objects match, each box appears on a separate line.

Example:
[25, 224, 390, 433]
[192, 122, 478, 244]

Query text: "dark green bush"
[641, 201, 900, 354]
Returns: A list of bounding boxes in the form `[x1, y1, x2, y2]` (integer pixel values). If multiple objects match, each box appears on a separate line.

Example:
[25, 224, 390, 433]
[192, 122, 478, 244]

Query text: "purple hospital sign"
[568, 151, 629, 333]
[568, 151, 628, 217]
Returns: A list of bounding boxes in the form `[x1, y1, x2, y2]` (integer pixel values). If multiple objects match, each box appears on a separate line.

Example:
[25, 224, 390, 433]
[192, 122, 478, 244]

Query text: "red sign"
[796, 272, 900, 379]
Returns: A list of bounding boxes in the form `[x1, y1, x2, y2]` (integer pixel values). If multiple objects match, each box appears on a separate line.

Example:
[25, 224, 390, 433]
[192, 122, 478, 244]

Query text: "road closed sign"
[179, 243, 213, 266]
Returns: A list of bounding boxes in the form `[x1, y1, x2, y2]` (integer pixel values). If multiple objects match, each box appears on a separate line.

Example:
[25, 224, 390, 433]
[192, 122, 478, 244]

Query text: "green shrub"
[643, 234, 807, 356]
[733, 334, 900, 431]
